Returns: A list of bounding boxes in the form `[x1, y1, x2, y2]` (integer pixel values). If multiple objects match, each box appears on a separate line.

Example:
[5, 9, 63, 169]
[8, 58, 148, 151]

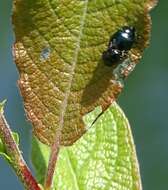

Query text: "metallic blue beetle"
[103, 26, 136, 66]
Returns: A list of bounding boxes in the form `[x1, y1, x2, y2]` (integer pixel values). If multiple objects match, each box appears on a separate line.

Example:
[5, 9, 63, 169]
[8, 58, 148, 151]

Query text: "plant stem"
[44, 131, 60, 190]
[0, 112, 41, 190]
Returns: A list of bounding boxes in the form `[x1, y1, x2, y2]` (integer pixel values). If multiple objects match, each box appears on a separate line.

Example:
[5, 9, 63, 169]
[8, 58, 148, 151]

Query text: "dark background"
[0, 1, 167, 189]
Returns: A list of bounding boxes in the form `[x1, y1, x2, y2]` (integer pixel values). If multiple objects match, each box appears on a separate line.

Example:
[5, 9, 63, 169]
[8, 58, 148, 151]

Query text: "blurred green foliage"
[0, 1, 167, 190]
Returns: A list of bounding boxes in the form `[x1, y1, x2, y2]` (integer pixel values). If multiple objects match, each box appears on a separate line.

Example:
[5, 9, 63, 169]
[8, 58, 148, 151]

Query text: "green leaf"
[32, 102, 142, 190]
[0, 137, 5, 153]
[0, 100, 6, 114]
[12, 0, 157, 146]
[12, 132, 20, 145]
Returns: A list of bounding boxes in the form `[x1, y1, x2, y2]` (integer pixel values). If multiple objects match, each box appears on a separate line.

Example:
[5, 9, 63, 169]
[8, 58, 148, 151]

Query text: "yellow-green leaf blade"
[32, 102, 142, 190]
[13, 0, 157, 146]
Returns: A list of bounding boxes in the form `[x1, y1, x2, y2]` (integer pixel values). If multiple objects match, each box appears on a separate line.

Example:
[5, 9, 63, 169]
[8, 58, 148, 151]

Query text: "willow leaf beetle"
[103, 26, 136, 66]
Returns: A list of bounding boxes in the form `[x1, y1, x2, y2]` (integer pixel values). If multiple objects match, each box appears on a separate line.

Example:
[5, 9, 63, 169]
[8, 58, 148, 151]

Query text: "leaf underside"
[32, 102, 142, 190]
[13, 0, 157, 146]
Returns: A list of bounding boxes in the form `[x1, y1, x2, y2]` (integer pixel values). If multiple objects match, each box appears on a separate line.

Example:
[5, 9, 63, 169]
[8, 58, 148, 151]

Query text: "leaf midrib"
[58, 1, 89, 138]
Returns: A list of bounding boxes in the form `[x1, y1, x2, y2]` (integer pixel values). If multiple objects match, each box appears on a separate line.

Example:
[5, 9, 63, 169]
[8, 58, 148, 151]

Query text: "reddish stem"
[44, 131, 60, 190]
[0, 113, 41, 190]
